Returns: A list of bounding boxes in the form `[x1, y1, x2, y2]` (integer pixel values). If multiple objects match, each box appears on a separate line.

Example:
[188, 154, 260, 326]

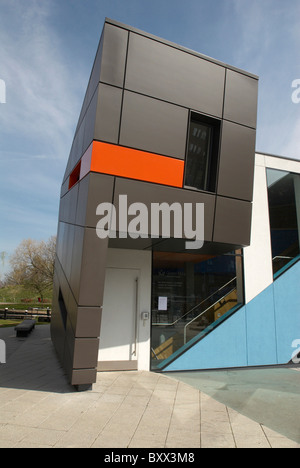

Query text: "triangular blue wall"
[164, 261, 300, 371]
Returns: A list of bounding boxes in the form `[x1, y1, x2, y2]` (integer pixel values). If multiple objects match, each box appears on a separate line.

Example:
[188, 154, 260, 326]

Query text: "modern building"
[51, 19, 300, 390]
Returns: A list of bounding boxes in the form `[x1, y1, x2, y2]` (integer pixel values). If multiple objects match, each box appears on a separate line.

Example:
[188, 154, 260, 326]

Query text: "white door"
[98, 268, 140, 370]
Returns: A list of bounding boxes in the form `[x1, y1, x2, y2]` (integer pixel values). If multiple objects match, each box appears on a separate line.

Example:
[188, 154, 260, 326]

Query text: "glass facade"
[267, 168, 300, 278]
[150, 250, 244, 370]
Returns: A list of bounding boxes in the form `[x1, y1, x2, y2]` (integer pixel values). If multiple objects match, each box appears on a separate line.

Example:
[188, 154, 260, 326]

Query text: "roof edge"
[105, 17, 259, 80]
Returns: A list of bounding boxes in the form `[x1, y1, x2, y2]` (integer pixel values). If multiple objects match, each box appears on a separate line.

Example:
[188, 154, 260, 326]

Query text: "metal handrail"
[183, 286, 237, 344]
[273, 255, 294, 260]
[152, 277, 237, 327]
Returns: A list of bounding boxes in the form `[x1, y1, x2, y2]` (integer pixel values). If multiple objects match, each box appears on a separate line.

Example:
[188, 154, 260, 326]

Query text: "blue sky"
[0, 0, 300, 275]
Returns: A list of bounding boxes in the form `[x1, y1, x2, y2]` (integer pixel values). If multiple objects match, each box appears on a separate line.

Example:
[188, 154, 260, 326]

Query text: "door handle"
[132, 277, 139, 356]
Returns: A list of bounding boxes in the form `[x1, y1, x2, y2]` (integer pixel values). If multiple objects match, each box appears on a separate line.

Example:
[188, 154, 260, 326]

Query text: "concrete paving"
[0, 324, 299, 448]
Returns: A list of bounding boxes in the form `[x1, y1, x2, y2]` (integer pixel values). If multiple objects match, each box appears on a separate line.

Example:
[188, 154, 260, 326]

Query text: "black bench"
[15, 320, 36, 338]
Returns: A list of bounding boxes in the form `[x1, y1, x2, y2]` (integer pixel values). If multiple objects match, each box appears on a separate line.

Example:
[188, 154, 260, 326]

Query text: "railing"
[152, 277, 237, 327]
[183, 287, 236, 344]
[0, 308, 51, 322]
[151, 278, 238, 363]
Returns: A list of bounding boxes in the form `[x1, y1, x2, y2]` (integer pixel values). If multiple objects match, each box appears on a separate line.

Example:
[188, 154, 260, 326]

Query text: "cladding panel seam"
[105, 18, 259, 79]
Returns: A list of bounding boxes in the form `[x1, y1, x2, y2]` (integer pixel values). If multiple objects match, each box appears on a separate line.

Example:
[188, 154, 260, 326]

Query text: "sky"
[0, 0, 300, 275]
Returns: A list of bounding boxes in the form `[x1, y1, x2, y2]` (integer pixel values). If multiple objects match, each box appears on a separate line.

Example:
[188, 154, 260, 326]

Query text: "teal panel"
[245, 284, 278, 366]
[164, 307, 247, 371]
[274, 260, 300, 363]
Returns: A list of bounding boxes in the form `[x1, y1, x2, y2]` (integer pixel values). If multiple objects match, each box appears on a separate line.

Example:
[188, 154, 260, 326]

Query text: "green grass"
[0, 284, 52, 310]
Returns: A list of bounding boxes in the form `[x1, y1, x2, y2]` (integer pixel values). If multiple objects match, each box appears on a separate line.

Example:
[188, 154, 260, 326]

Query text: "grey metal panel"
[125, 33, 225, 118]
[113, 178, 215, 242]
[94, 83, 122, 144]
[64, 118, 85, 182]
[66, 286, 78, 337]
[69, 225, 85, 303]
[76, 173, 115, 228]
[100, 23, 128, 87]
[50, 269, 66, 362]
[56, 222, 65, 265]
[217, 121, 256, 202]
[213, 197, 252, 246]
[107, 18, 259, 80]
[61, 184, 79, 225]
[71, 369, 97, 386]
[85, 33, 104, 112]
[63, 223, 75, 284]
[60, 178, 69, 198]
[82, 86, 98, 155]
[75, 307, 102, 338]
[73, 338, 100, 369]
[77, 227, 109, 307]
[223, 70, 258, 128]
[108, 237, 160, 250]
[119, 91, 188, 159]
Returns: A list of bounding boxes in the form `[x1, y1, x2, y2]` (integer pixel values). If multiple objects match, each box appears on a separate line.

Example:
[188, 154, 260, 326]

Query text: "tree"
[6, 236, 56, 301]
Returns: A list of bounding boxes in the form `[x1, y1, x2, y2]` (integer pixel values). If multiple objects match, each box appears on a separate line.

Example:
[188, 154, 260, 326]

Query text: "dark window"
[184, 113, 220, 193]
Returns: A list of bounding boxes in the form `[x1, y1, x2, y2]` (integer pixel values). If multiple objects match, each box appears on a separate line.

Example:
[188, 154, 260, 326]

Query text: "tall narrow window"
[184, 113, 220, 193]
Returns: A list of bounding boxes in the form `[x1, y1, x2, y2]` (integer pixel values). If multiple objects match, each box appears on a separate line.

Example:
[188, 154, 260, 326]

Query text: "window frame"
[184, 111, 221, 193]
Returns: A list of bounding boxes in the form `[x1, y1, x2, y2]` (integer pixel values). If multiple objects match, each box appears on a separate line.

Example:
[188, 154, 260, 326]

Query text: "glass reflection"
[267, 168, 300, 277]
[151, 251, 244, 370]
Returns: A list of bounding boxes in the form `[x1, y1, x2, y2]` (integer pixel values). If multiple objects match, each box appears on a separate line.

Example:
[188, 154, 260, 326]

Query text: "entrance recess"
[98, 267, 140, 371]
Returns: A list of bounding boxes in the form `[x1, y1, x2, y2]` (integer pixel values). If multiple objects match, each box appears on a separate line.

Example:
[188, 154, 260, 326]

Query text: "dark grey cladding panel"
[213, 197, 252, 246]
[113, 178, 215, 242]
[72, 338, 100, 369]
[223, 70, 258, 129]
[75, 32, 104, 136]
[82, 86, 98, 155]
[71, 368, 98, 386]
[56, 222, 75, 285]
[63, 118, 85, 183]
[94, 83, 122, 144]
[59, 184, 79, 225]
[77, 227, 109, 307]
[100, 23, 128, 87]
[69, 225, 85, 303]
[125, 33, 225, 118]
[119, 91, 188, 159]
[68, 224, 108, 307]
[76, 173, 115, 228]
[217, 121, 256, 202]
[50, 269, 66, 362]
[75, 306, 102, 338]
[78, 82, 123, 162]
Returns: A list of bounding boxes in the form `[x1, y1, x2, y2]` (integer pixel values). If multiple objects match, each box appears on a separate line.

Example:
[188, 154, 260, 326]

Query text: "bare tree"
[7, 237, 56, 301]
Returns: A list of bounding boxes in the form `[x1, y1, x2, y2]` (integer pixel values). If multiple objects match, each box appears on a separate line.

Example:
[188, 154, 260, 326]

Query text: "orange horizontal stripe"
[90, 141, 184, 188]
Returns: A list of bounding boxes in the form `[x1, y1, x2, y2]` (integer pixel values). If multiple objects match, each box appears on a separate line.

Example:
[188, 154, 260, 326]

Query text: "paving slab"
[167, 368, 300, 447]
[0, 325, 299, 448]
